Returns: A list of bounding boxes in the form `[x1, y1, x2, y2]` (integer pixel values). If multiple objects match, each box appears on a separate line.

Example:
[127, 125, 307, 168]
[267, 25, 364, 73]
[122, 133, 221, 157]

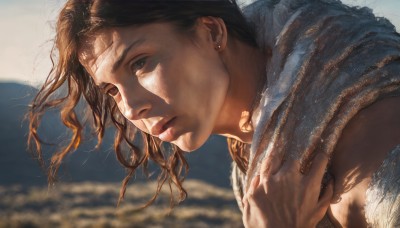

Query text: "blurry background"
[0, 0, 399, 227]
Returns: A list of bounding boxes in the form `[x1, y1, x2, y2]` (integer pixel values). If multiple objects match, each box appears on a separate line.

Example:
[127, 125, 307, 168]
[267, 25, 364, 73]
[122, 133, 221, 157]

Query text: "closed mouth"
[161, 117, 176, 132]
[151, 117, 176, 136]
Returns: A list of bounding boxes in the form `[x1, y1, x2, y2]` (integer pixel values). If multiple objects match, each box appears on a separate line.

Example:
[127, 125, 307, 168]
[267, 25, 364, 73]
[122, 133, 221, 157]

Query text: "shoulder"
[329, 96, 400, 226]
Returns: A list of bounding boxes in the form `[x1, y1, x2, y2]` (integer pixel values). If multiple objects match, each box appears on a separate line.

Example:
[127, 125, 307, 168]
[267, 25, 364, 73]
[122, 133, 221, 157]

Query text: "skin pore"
[79, 17, 266, 152]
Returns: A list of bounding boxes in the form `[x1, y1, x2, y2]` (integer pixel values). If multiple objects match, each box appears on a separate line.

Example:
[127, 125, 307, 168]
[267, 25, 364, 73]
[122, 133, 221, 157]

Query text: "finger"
[260, 153, 282, 178]
[242, 198, 251, 228]
[242, 194, 248, 208]
[242, 174, 259, 206]
[315, 179, 334, 220]
[259, 156, 271, 178]
[247, 174, 261, 195]
[269, 153, 283, 175]
[308, 152, 330, 182]
[279, 158, 300, 173]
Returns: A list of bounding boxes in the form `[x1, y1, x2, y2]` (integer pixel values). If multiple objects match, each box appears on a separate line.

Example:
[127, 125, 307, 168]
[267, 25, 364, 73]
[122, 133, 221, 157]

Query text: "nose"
[119, 88, 151, 121]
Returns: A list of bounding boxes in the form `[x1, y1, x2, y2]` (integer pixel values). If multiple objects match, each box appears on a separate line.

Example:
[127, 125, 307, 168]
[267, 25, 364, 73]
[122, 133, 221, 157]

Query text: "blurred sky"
[0, 0, 399, 86]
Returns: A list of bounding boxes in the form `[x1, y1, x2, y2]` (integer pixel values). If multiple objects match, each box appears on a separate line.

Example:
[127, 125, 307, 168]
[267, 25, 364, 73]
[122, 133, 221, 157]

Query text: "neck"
[213, 39, 266, 143]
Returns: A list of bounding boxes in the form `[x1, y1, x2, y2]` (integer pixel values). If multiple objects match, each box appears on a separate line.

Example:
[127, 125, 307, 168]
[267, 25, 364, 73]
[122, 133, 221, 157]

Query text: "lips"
[150, 117, 176, 137]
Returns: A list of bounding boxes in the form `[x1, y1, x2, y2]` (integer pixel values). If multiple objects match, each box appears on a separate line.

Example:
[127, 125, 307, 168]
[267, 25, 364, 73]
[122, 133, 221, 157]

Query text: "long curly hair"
[28, 0, 256, 207]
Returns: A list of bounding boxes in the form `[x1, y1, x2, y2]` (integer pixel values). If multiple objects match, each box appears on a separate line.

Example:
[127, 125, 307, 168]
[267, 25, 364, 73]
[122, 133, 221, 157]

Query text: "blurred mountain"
[0, 82, 233, 188]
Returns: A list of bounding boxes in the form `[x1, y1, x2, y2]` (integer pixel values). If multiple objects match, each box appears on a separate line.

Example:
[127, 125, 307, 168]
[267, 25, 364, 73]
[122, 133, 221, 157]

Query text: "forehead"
[79, 28, 119, 72]
[78, 23, 183, 77]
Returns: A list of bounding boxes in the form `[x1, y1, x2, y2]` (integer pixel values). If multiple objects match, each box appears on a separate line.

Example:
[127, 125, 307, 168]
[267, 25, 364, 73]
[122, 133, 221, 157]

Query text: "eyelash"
[104, 57, 147, 97]
[130, 57, 147, 73]
[105, 86, 119, 97]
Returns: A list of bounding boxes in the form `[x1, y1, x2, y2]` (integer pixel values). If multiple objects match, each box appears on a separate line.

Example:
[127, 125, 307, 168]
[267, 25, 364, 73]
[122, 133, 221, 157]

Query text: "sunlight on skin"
[0, 0, 398, 86]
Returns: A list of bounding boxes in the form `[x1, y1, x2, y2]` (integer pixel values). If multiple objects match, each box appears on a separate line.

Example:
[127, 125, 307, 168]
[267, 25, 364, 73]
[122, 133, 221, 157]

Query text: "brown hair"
[28, 0, 255, 207]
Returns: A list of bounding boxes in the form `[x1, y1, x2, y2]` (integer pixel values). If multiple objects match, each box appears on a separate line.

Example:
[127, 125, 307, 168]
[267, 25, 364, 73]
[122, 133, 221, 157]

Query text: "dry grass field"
[0, 180, 243, 228]
[0, 84, 241, 227]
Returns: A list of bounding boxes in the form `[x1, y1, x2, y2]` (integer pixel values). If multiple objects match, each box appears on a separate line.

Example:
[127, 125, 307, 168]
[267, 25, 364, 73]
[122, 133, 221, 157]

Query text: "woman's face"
[80, 22, 229, 151]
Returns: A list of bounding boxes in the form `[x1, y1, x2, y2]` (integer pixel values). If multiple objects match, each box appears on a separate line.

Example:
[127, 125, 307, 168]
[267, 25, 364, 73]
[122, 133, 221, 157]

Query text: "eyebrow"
[111, 38, 145, 73]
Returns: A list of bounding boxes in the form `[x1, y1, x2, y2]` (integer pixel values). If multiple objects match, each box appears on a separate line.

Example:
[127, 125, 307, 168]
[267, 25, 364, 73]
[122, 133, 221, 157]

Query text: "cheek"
[131, 120, 149, 134]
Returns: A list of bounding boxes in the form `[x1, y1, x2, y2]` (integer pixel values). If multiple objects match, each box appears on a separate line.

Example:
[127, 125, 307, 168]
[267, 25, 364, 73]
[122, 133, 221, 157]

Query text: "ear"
[198, 16, 228, 51]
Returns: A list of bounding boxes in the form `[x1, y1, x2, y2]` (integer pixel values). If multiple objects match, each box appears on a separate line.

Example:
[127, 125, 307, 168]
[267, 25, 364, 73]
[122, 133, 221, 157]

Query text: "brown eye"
[131, 57, 147, 72]
[106, 86, 119, 97]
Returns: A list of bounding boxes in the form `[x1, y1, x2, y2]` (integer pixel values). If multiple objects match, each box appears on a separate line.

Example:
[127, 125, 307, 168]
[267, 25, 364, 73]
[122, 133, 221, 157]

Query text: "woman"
[28, 0, 400, 227]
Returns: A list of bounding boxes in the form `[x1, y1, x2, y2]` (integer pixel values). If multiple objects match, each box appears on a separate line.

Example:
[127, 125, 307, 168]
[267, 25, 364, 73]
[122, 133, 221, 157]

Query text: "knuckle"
[246, 194, 257, 205]
[246, 186, 265, 203]
[261, 178, 269, 189]
[273, 172, 284, 182]
[246, 190, 255, 200]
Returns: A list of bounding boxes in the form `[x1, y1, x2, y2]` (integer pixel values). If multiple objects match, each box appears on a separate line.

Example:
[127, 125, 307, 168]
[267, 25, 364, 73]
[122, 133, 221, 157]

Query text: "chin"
[174, 140, 202, 152]
[173, 132, 209, 152]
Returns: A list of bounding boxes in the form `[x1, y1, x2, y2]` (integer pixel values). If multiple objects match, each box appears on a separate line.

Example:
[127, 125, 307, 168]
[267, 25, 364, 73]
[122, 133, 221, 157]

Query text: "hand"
[242, 153, 334, 228]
